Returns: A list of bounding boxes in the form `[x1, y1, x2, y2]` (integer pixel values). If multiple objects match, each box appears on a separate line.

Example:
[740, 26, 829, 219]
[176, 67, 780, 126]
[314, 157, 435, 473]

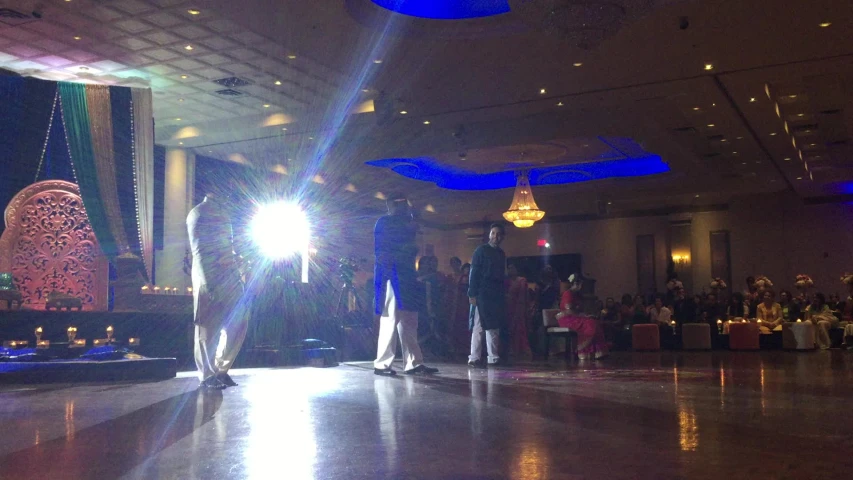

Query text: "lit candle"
[35, 326, 43, 341]
[797, 318, 802, 323]
[106, 325, 114, 341]
[141, 285, 150, 294]
[153, 286, 161, 294]
[129, 337, 140, 346]
[187, 287, 193, 294]
[67, 326, 77, 342]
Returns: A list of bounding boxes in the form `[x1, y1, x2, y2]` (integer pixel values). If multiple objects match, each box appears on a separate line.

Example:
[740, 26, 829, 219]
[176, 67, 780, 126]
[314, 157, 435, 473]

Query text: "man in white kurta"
[187, 193, 247, 389]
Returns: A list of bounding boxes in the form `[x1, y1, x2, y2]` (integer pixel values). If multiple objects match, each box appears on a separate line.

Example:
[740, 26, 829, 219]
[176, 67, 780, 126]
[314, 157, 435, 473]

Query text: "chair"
[782, 322, 815, 350]
[632, 324, 660, 351]
[542, 309, 578, 360]
[0, 272, 23, 310]
[728, 322, 760, 350]
[681, 323, 712, 350]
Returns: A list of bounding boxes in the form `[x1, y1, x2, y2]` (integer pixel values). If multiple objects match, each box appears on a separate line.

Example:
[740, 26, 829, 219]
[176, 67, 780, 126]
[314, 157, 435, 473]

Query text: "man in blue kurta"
[468, 223, 507, 366]
[373, 194, 438, 376]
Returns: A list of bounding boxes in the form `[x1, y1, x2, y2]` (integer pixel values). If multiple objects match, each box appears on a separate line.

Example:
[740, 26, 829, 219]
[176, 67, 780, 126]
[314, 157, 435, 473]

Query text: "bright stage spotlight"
[250, 201, 311, 260]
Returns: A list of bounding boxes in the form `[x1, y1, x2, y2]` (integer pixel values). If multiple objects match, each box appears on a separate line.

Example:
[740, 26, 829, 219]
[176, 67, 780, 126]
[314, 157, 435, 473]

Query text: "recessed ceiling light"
[797, 113, 805, 117]
[796, 176, 803, 180]
[308, 136, 314, 140]
[179, 141, 183, 145]
[184, 45, 193, 51]
[721, 139, 728, 142]
[607, 201, 612, 205]
[263, 104, 270, 108]
[784, 157, 791, 161]
[749, 97, 756, 102]
[736, 136, 743, 140]
[73, 36, 81, 41]
[755, 161, 761, 164]
[819, 22, 831, 28]
[361, 89, 370, 93]
[583, 144, 589, 148]
[769, 132, 777, 136]
[557, 102, 563, 106]
[282, 127, 287, 131]
[188, 9, 201, 15]
[707, 124, 715, 127]
[539, 88, 546, 94]
[695, 194, 700, 198]
[741, 162, 747, 165]
[573, 62, 583, 67]
[175, 118, 181, 121]
[79, 66, 89, 71]
[274, 80, 282, 85]
[399, 110, 407, 115]
[704, 63, 714, 71]
[809, 143, 817, 146]
[788, 94, 798, 99]
[180, 75, 188, 79]
[423, 120, 430, 125]
[373, 59, 383, 64]
[692, 107, 700, 111]
[287, 55, 297, 60]
[733, 151, 738, 154]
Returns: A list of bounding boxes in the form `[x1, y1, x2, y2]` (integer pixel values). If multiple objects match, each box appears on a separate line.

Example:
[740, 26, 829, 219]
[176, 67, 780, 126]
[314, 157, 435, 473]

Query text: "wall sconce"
[671, 253, 691, 268]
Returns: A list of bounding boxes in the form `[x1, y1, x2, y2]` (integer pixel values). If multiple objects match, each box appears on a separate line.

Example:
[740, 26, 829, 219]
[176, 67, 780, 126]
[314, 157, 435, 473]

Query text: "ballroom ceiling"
[0, 0, 852, 224]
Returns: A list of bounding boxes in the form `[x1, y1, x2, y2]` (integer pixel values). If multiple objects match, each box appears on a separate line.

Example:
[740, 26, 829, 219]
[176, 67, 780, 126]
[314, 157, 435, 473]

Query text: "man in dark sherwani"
[468, 223, 507, 367]
[372, 194, 439, 376]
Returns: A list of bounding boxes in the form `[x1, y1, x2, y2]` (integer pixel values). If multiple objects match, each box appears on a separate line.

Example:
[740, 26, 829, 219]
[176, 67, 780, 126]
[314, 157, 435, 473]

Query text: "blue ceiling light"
[366, 137, 670, 191]
[371, 0, 510, 19]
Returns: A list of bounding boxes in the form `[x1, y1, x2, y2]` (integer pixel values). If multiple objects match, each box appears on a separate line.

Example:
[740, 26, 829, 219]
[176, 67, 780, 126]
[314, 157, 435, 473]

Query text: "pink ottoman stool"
[632, 324, 660, 351]
[729, 322, 760, 350]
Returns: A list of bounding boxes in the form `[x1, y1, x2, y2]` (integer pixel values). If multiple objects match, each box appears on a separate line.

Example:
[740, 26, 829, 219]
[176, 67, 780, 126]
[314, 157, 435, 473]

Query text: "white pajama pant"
[193, 281, 248, 381]
[374, 280, 424, 371]
[469, 307, 500, 364]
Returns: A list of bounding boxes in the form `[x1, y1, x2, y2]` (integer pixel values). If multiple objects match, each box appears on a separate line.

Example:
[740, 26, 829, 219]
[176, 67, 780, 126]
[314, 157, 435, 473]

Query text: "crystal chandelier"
[502, 171, 545, 228]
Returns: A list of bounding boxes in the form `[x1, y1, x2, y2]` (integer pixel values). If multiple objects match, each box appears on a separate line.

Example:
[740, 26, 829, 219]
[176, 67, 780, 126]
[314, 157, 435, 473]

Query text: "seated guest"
[630, 294, 648, 324]
[647, 296, 672, 326]
[805, 293, 836, 350]
[701, 293, 722, 322]
[599, 297, 622, 342]
[556, 290, 608, 360]
[672, 288, 696, 324]
[840, 279, 853, 348]
[756, 290, 783, 332]
[779, 290, 801, 322]
[619, 294, 634, 323]
[726, 292, 747, 320]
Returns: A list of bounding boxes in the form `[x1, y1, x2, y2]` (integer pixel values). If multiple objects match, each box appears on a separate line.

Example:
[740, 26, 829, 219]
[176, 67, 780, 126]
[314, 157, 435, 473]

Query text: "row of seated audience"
[399, 256, 853, 359]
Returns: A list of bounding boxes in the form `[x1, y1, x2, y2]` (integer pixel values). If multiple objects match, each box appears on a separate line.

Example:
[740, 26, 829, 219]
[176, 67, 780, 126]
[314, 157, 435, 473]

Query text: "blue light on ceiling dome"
[366, 137, 670, 191]
[371, 0, 510, 19]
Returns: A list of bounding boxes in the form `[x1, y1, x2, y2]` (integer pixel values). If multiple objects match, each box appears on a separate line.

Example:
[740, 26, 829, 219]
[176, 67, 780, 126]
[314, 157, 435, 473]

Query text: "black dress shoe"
[199, 377, 226, 390]
[216, 372, 238, 387]
[467, 360, 485, 368]
[404, 364, 439, 375]
[374, 367, 396, 376]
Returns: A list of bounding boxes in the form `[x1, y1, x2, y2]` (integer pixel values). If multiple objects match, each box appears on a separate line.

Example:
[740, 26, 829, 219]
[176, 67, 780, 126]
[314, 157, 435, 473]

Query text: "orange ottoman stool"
[729, 322, 760, 350]
[681, 323, 712, 350]
[632, 324, 660, 351]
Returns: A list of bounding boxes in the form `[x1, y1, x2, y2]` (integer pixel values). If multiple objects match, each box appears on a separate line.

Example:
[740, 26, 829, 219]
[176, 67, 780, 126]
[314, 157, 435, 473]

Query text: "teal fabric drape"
[58, 82, 118, 258]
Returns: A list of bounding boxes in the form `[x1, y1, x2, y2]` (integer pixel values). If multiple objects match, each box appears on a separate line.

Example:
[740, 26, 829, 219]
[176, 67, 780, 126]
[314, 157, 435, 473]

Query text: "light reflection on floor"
[1, 352, 852, 479]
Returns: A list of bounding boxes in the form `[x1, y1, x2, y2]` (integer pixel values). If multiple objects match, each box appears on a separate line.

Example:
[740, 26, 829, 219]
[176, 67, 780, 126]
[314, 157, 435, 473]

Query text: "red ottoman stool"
[681, 323, 712, 350]
[729, 322, 760, 350]
[632, 324, 660, 351]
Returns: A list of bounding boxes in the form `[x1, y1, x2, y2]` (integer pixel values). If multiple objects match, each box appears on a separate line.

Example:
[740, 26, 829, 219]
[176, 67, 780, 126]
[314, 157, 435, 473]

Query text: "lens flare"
[250, 201, 310, 259]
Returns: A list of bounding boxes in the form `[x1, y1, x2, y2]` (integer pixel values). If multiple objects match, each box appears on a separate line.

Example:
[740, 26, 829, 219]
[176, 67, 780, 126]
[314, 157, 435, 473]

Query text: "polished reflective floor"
[1, 351, 852, 479]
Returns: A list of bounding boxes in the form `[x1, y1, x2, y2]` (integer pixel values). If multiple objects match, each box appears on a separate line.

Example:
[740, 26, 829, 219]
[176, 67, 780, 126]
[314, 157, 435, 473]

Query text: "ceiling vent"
[706, 134, 725, 141]
[215, 88, 243, 97]
[213, 77, 252, 88]
[0, 7, 38, 26]
[673, 126, 697, 134]
[819, 108, 842, 115]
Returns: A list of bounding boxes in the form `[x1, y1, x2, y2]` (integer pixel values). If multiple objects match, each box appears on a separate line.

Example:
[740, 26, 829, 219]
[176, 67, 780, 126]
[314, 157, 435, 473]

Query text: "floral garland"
[666, 278, 683, 291]
[841, 273, 853, 285]
[794, 274, 814, 289]
[754, 275, 773, 289]
[710, 277, 727, 289]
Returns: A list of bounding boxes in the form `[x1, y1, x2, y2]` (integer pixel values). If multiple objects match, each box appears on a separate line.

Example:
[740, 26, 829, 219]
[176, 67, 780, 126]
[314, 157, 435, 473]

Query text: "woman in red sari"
[556, 275, 609, 359]
[505, 263, 531, 358]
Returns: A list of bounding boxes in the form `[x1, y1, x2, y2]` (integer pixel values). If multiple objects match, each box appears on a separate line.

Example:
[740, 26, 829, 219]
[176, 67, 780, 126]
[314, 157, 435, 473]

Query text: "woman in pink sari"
[505, 264, 531, 358]
[556, 276, 609, 359]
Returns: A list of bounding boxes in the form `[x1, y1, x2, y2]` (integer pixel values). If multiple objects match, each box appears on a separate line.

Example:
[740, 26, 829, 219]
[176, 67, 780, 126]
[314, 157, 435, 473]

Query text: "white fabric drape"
[131, 88, 155, 281]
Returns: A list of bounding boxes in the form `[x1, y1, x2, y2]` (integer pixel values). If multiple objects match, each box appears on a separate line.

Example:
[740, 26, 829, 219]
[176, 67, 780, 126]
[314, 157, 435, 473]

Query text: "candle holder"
[36, 340, 50, 349]
[187, 287, 193, 294]
[106, 325, 114, 342]
[128, 337, 140, 347]
[153, 286, 161, 294]
[141, 285, 150, 294]
[716, 319, 723, 334]
[35, 326, 43, 343]
[70, 338, 86, 348]
[67, 326, 77, 342]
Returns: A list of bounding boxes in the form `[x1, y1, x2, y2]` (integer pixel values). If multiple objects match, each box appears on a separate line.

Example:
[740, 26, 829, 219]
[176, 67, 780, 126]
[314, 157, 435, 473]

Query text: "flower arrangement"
[794, 274, 815, 289]
[754, 276, 773, 289]
[841, 273, 853, 285]
[710, 277, 727, 289]
[666, 278, 683, 291]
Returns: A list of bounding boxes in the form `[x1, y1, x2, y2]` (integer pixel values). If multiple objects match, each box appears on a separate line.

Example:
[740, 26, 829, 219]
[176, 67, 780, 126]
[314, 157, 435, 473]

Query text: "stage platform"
[1, 351, 852, 479]
[0, 310, 193, 368]
[0, 357, 176, 384]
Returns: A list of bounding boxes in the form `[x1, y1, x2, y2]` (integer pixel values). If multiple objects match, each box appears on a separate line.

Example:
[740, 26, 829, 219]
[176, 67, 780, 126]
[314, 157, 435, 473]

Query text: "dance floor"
[1, 351, 852, 479]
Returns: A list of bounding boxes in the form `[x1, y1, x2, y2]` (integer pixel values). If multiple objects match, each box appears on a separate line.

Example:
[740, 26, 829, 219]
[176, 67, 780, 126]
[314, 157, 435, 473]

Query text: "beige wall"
[154, 148, 194, 289]
[421, 193, 853, 299]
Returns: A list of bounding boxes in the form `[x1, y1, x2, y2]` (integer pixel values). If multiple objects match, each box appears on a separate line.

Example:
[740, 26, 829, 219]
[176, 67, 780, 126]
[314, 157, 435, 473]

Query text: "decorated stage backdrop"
[0, 76, 155, 308]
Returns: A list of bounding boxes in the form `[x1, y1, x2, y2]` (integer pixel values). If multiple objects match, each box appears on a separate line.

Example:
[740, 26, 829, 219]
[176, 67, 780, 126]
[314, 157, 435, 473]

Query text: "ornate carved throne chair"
[0, 181, 109, 311]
